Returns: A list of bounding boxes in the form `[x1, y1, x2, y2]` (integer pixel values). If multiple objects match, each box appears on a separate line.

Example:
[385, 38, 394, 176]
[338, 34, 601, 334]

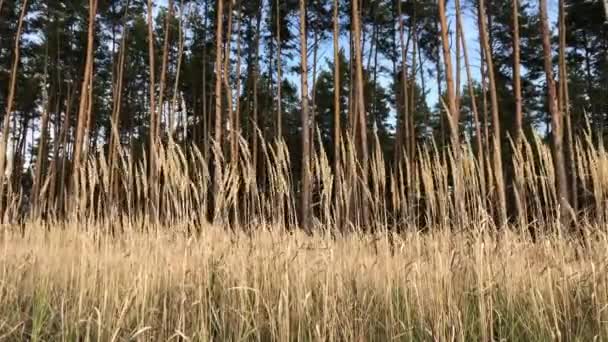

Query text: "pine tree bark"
[300, 0, 311, 231]
[352, 0, 369, 227]
[545, 0, 571, 223]
[157, 0, 173, 140]
[71, 0, 97, 203]
[213, 0, 225, 223]
[32, 26, 51, 217]
[458, 2, 486, 205]
[146, 0, 158, 217]
[333, 0, 341, 229]
[232, 0, 242, 167]
[559, 0, 577, 212]
[276, 0, 283, 140]
[479, 0, 507, 227]
[438, 0, 458, 142]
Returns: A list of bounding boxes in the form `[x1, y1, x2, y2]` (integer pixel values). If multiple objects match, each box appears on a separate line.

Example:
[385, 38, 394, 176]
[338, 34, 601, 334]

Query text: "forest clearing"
[1, 0, 608, 340]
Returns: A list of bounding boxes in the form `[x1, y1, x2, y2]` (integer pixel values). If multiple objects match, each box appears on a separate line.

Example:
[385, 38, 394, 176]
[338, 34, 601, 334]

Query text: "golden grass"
[1, 223, 607, 341]
[2, 132, 608, 340]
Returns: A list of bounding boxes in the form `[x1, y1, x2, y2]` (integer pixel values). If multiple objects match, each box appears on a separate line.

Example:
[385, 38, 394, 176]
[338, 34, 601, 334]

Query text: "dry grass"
[0, 223, 606, 341]
[2, 133, 608, 340]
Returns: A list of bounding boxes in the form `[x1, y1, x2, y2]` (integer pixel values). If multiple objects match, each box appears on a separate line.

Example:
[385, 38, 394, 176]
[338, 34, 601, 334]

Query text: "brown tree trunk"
[479, 0, 507, 227]
[108, 2, 130, 211]
[396, 0, 409, 162]
[540, 0, 570, 225]
[71, 0, 96, 204]
[512, 0, 526, 224]
[222, 0, 233, 163]
[252, 5, 262, 176]
[170, 1, 185, 140]
[353, 0, 369, 227]
[157, 0, 173, 140]
[458, 1, 486, 205]
[276, 0, 282, 140]
[146, 0, 158, 218]
[213, 0, 225, 223]
[232, 0, 242, 166]
[333, 0, 341, 229]
[557, 0, 577, 217]
[300, 0, 311, 231]
[32, 32, 51, 216]
[438, 0, 458, 142]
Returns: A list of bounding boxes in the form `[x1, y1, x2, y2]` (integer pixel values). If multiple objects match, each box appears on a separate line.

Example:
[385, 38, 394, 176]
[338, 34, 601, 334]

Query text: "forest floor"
[0, 223, 607, 341]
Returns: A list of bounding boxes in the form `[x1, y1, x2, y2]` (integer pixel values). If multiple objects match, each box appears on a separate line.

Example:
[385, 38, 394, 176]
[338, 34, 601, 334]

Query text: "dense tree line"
[0, 0, 607, 229]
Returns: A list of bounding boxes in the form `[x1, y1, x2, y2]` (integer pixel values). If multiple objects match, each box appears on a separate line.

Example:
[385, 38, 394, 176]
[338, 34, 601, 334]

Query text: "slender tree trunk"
[276, 0, 282, 140]
[512, 0, 526, 224]
[479, 0, 507, 227]
[213, 0, 225, 223]
[438, 0, 458, 142]
[170, 1, 185, 139]
[109, 1, 130, 212]
[32, 31, 51, 217]
[333, 0, 341, 230]
[396, 0, 409, 162]
[223, 0, 233, 162]
[545, 0, 571, 222]
[71, 0, 96, 205]
[157, 0, 173, 141]
[311, 29, 319, 158]
[603, 0, 608, 21]
[513, 0, 523, 144]
[232, 0, 242, 166]
[146, 0, 158, 218]
[458, 7, 486, 207]
[201, 0, 209, 155]
[455, 0, 462, 116]
[559, 0, 577, 212]
[300, 0, 311, 232]
[252, 5, 262, 176]
[353, 0, 369, 227]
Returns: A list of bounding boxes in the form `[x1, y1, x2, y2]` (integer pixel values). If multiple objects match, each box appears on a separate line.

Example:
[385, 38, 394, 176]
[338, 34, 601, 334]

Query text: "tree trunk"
[276, 0, 282, 140]
[559, 0, 577, 212]
[458, 1, 486, 206]
[438, 0, 458, 142]
[222, 0, 233, 162]
[540, 0, 570, 226]
[333, 0, 341, 230]
[157, 0, 173, 140]
[232, 0, 242, 167]
[108, 2, 130, 213]
[213, 0, 225, 223]
[146, 0, 158, 218]
[300, 0, 311, 232]
[32, 26, 51, 217]
[352, 0, 369, 227]
[479, 0, 507, 227]
[252, 5, 262, 176]
[71, 0, 96, 206]
[170, 1, 185, 140]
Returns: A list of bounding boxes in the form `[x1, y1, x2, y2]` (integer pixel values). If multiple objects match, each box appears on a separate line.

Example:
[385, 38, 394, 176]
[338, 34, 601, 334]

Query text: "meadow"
[1, 135, 607, 341]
